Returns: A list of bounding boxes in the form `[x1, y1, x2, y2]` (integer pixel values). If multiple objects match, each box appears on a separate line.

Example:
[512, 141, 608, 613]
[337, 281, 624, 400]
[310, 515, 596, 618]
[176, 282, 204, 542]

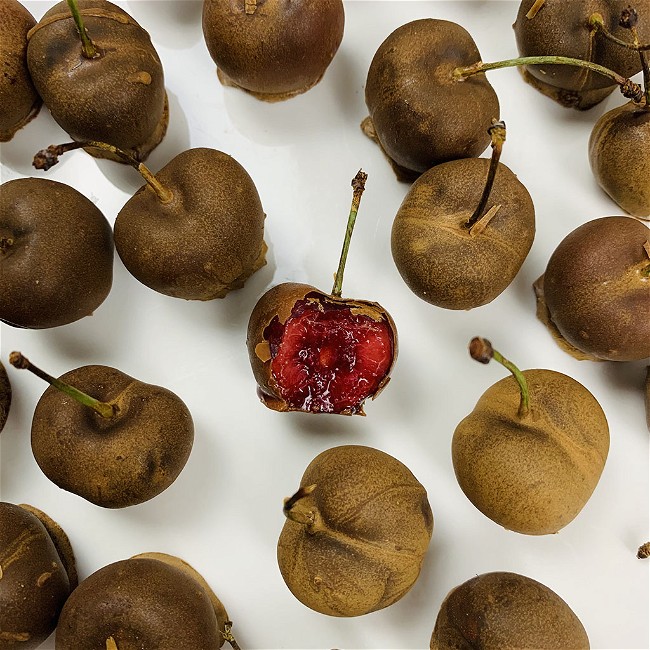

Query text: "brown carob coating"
[538, 216, 650, 361]
[514, 0, 650, 110]
[589, 102, 650, 219]
[0, 361, 10, 432]
[278, 445, 433, 616]
[391, 158, 535, 309]
[26, 0, 167, 161]
[31, 365, 194, 508]
[453, 369, 609, 535]
[246, 283, 397, 415]
[114, 148, 267, 300]
[202, 0, 344, 101]
[55, 556, 225, 649]
[0, 0, 41, 142]
[0, 178, 114, 329]
[430, 572, 590, 649]
[0, 502, 76, 650]
[364, 19, 499, 178]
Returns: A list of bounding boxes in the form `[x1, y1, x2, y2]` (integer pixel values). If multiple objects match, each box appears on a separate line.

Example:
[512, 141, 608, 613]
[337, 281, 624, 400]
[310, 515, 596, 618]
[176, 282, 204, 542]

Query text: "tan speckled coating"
[0, 0, 41, 141]
[31, 365, 194, 508]
[364, 19, 499, 175]
[589, 102, 650, 219]
[453, 369, 609, 535]
[541, 216, 650, 361]
[391, 158, 535, 309]
[278, 445, 433, 616]
[114, 147, 266, 301]
[514, 0, 650, 109]
[430, 572, 590, 649]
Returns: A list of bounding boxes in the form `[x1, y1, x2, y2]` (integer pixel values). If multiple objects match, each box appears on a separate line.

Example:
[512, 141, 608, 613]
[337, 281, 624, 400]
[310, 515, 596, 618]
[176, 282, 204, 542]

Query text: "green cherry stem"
[590, 10, 650, 106]
[331, 170, 368, 298]
[589, 13, 650, 51]
[469, 337, 530, 419]
[465, 120, 506, 230]
[453, 56, 644, 103]
[33, 141, 173, 204]
[9, 352, 117, 419]
[66, 0, 98, 59]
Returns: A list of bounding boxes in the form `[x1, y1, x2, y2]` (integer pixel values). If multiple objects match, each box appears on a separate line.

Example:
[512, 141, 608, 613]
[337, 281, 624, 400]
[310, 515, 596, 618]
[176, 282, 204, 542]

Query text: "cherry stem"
[66, 0, 97, 59]
[33, 141, 173, 204]
[331, 170, 368, 298]
[589, 12, 650, 50]
[469, 337, 530, 419]
[591, 9, 650, 105]
[9, 352, 116, 419]
[283, 484, 317, 527]
[525, 0, 546, 20]
[221, 622, 242, 650]
[454, 56, 644, 103]
[465, 120, 506, 230]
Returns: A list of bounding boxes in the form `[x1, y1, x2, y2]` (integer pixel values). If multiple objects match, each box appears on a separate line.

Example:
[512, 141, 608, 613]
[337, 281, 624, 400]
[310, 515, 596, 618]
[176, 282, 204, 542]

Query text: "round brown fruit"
[278, 445, 433, 616]
[26, 0, 167, 162]
[363, 19, 499, 179]
[202, 0, 344, 101]
[514, 0, 650, 109]
[430, 572, 589, 649]
[55, 553, 236, 649]
[0, 0, 42, 141]
[535, 216, 650, 361]
[589, 101, 650, 219]
[0, 502, 77, 650]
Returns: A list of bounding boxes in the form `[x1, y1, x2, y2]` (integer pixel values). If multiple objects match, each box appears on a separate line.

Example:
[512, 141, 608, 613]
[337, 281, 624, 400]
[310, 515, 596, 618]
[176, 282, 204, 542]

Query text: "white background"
[1, 1, 648, 648]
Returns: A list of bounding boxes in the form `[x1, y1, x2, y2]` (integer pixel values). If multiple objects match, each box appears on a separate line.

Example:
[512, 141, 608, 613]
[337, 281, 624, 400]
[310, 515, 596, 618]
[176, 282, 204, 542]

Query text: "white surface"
[1, 1, 648, 649]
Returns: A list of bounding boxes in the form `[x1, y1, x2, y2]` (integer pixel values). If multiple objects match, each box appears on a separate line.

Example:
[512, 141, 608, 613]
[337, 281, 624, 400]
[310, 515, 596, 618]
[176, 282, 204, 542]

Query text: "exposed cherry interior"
[264, 297, 393, 414]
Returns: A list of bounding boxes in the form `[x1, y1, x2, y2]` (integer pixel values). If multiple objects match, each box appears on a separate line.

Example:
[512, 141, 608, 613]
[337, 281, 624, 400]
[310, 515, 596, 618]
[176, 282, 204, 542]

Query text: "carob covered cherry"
[535, 216, 650, 361]
[590, 100, 650, 219]
[11, 352, 194, 508]
[34, 141, 267, 301]
[588, 6, 650, 218]
[0, 502, 77, 650]
[453, 338, 609, 535]
[26, 0, 167, 162]
[514, 0, 650, 109]
[278, 445, 433, 616]
[247, 172, 397, 415]
[55, 553, 241, 650]
[391, 121, 535, 309]
[0, 0, 42, 142]
[0, 177, 114, 329]
[202, 0, 344, 101]
[430, 572, 589, 649]
[363, 19, 499, 180]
